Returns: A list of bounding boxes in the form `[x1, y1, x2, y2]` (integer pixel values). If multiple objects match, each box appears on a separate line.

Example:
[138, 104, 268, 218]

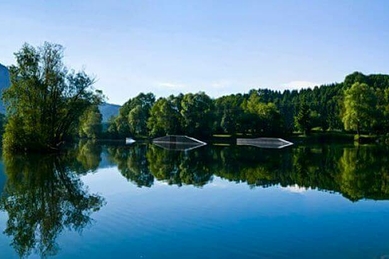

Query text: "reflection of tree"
[213, 146, 291, 187]
[146, 145, 213, 187]
[146, 145, 182, 185]
[213, 145, 389, 201]
[0, 152, 105, 258]
[289, 146, 341, 191]
[105, 143, 389, 200]
[338, 146, 389, 201]
[107, 144, 154, 187]
[106, 144, 214, 188]
[74, 140, 102, 174]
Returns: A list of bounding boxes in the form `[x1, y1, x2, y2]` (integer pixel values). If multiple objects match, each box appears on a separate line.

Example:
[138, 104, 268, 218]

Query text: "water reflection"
[147, 145, 213, 186]
[107, 144, 154, 187]
[105, 143, 389, 201]
[1, 141, 389, 257]
[0, 150, 105, 258]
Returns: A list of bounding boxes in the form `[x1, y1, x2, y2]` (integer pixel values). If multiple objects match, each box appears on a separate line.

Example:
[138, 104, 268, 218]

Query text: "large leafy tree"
[342, 82, 377, 136]
[180, 92, 214, 137]
[214, 94, 244, 135]
[241, 91, 283, 135]
[109, 93, 155, 138]
[2, 42, 103, 152]
[147, 95, 183, 137]
[127, 93, 155, 136]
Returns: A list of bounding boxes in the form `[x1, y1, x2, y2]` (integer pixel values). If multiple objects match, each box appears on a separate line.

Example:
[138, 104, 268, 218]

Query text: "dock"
[153, 135, 206, 151]
[237, 137, 293, 149]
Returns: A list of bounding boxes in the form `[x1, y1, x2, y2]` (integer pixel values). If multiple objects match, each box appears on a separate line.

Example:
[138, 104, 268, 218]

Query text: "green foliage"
[109, 93, 155, 138]
[342, 82, 377, 136]
[104, 71, 389, 139]
[239, 91, 283, 135]
[214, 94, 244, 135]
[147, 95, 183, 137]
[294, 102, 312, 135]
[180, 92, 214, 137]
[2, 42, 103, 152]
[79, 105, 103, 139]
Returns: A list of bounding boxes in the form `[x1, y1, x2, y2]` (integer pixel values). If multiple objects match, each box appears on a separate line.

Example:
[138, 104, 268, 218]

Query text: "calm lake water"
[0, 141, 389, 258]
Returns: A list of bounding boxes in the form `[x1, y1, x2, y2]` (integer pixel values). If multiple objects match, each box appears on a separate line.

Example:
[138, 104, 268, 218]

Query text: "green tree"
[79, 105, 102, 139]
[2, 42, 103, 152]
[294, 102, 312, 135]
[128, 105, 145, 136]
[180, 92, 214, 137]
[127, 93, 155, 136]
[111, 93, 155, 138]
[147, 96, 183, 137]
[214, 94, 244, 135]
[342, 82, 377, 136]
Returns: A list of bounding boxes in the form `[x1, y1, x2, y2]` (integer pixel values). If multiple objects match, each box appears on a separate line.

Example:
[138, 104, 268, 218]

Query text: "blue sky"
[1, 0, 389, 105]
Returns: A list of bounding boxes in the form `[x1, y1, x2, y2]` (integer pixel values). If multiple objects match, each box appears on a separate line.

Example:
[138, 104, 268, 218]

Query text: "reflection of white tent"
[237, 138, 293, 149]
[153, 135, 206, 151]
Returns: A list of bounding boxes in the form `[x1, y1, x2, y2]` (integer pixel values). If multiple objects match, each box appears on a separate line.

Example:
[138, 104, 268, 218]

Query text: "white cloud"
[210, 80, 232, 90]
[156, 82, 187, 90]
[280, 80, 321, 90]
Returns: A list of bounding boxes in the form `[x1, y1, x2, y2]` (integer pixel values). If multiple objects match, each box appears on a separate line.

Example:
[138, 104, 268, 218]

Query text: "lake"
[0, 141, 389, 258]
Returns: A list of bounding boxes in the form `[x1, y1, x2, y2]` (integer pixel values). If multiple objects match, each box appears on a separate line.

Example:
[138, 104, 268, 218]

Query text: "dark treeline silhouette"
[103, 72, 389, 139]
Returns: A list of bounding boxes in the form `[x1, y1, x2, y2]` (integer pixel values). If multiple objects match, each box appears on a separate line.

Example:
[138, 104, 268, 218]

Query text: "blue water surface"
[0, 144, 389, 258]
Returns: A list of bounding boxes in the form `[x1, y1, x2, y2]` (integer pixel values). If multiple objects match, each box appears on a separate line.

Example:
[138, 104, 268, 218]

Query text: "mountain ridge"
[0, 64, 10, 113]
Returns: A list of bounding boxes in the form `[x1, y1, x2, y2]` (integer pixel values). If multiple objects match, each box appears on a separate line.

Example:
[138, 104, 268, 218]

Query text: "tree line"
[3, 42, 389, 152]
[104, 71, 389, 139]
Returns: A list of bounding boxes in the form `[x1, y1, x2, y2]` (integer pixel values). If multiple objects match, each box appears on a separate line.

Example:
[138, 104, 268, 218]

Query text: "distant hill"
[0, 64, 10, 114]
[99, 103, 121, 123]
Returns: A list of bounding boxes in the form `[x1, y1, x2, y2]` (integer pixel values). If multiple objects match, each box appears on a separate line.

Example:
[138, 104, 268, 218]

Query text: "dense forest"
[104, 71, 389, 140]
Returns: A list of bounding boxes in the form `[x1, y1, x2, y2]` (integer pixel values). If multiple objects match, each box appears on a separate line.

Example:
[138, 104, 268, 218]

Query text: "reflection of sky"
[281, 184, 311, 193]
[62, 168, 389, 259]
[1, 165, 389, 258]
[0, 163, 16, 258]
[0, 162, 6, 196]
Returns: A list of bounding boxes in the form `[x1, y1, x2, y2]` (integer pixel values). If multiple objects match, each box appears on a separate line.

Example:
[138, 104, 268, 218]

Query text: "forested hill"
[0, 64, 10, 114]
[99, 103, 121, 123]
